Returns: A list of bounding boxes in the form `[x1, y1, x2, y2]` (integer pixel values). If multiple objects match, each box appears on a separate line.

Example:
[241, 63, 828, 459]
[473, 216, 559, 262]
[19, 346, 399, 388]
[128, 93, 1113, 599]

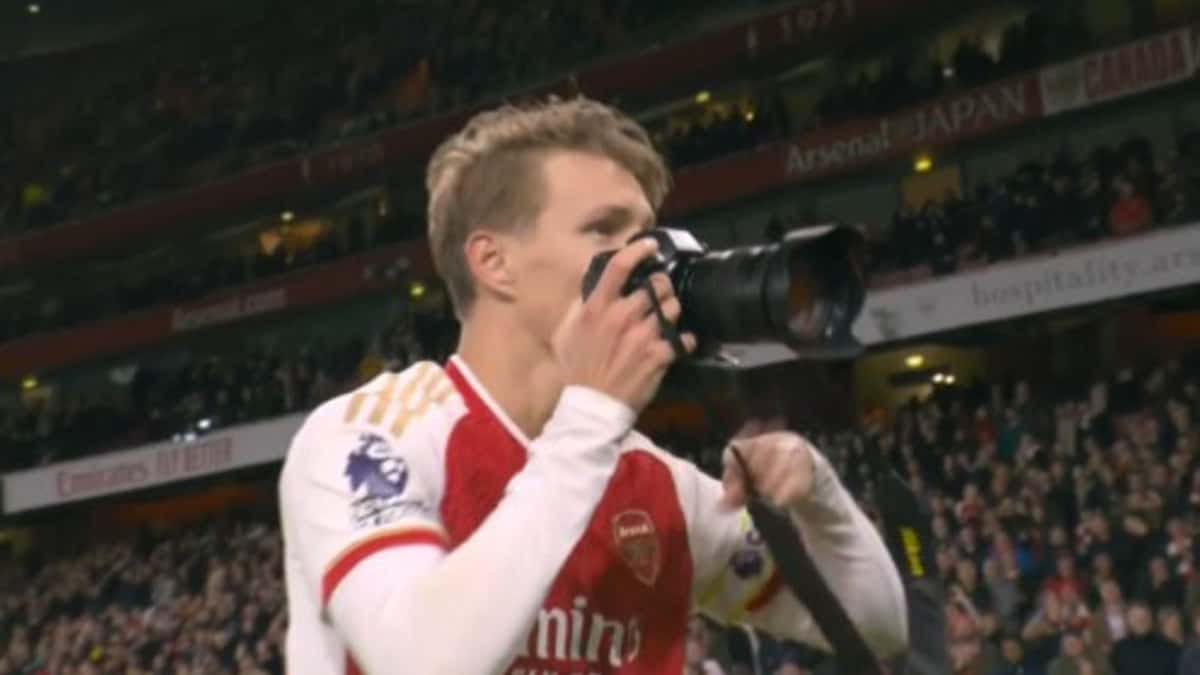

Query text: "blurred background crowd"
[0, 517, 285, 675]
[2, 0, 1200, 673]
[1, 0, 733, 235]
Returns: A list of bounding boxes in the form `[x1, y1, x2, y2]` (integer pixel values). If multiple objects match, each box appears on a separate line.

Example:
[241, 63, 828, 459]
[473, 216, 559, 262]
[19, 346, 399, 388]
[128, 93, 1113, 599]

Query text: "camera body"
[581, 227, 707, 301]
[582, 224, 867, 367]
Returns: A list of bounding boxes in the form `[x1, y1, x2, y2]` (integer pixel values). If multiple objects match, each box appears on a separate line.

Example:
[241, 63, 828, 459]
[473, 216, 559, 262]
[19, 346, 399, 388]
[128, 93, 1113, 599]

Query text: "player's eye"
[583, 219, 621, 238]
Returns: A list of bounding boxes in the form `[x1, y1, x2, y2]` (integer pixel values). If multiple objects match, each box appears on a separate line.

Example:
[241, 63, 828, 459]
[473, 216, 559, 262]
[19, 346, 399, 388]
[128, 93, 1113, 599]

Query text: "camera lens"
[679, 226, 865, 352]
[581, 225, 865, 361]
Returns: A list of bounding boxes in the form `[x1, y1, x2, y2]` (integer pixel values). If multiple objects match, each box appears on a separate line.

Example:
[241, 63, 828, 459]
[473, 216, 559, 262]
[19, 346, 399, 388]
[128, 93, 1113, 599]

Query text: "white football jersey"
[279, 357, 906, 674]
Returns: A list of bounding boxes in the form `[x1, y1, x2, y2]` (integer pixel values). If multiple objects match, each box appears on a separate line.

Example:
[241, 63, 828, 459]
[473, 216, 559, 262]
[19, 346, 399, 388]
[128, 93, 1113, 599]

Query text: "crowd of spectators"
[839, 353, 1200, 675]
[656, 9, 1090, 170]
[0, 187, 422, 344]
[812, 9, 1087, 127]
[1, 0, 740, 235]
[678, 350, 1200, 674]
[656, 96, 791, 169]
[3, 4, 1195, 352]
[0, 303, 456, 472]
[864, 129, 1200, 283]
[0, 516, 286, 675]
[3, 337, 1195, 674]
[0, 2, 1115, 243]
[7, 121, 1198, 351]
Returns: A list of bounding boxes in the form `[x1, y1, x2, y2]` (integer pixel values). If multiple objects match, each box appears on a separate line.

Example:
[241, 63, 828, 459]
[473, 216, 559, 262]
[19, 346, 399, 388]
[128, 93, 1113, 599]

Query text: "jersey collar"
[445, 354, 533, 448]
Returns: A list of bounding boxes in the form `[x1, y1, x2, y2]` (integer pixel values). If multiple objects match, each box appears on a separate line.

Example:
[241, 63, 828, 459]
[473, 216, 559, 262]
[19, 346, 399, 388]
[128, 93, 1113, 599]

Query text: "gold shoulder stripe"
[366, 370, 404, 425]
[343, 392, 367, 424]
[384, 363, 436, 422]
[390, 371, 455, 437]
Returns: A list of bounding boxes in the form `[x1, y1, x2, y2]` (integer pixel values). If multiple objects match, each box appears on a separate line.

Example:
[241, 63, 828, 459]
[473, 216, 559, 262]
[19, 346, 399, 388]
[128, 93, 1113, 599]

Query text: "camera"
[581, 224, 867, 366]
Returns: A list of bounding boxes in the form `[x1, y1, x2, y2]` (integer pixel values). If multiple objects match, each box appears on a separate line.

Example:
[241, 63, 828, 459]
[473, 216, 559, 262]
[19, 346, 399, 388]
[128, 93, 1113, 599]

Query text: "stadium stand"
[3, 1, 1200, 674]
[2, 121, 1197, 346]
[4, 0, 1199, 353]
[2, 350, 1196, 673]
[1, 0, 737, 235]
[654, 6, 1092, 168]
[0, 516, 286, 675]
[3, 110, 1197, 468]
[1, 124, 1195, 471]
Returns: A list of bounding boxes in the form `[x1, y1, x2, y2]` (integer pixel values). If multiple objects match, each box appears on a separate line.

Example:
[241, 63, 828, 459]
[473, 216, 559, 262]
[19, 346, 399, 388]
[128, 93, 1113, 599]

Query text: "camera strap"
[729, 447, 883, 675]
[637, 280, 687, 357]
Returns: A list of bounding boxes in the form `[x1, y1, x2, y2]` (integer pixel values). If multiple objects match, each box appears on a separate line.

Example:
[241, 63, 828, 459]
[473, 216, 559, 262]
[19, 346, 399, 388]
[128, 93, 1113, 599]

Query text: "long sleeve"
[681, 441, 908, 658]
[280, 383, 635, 675]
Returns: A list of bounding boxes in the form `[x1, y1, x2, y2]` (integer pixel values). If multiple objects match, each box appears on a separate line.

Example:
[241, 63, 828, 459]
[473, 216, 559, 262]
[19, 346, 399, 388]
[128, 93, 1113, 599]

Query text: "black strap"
[729, 447, 883, 675]
[638, 279, 687, 357]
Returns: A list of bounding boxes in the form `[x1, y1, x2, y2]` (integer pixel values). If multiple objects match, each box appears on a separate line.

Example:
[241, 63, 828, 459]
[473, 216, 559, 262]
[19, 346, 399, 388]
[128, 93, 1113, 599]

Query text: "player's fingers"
[680, 331, 698, 354]
[765, 473, 805, 508]
[659, 297, 682, 324]
[591, 238, 659, 304]
[623, 312, 663, 351]
[720, 461, 746, 510]
[647, 271, 674, 304]
[756, 453, 794, 503]
[608, 287, 653, 333]
[642, 339, 676, 371]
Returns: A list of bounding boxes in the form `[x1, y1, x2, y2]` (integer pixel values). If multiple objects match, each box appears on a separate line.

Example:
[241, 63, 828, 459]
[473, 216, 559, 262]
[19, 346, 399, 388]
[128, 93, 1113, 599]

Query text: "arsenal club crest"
[612, 510, 661, 586]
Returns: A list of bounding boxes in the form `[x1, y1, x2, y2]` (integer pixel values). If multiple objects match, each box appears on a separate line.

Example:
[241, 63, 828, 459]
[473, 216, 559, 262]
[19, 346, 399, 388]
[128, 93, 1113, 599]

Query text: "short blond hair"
[425, 96, 671, 316]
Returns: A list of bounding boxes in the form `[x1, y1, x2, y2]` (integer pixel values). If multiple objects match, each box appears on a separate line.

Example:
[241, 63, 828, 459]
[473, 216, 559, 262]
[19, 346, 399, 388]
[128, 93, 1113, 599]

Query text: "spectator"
[1089, 579, 1128, 653]
[984, 555, 1023, 630]
[1048, 632, 1113, 675]
[1043, 173, 1085, 246]
[1158, 607, 1185, 648]
[1022, 592, 1083, 674]
[1044, 553, 1085, 602]
[1110, 603, 1179, 675]
[1108, 177, 1153, 237]
[1178, 609, 1200, 675]
[993, 633, 1036, 675]
[1140, 556, 1184, 611]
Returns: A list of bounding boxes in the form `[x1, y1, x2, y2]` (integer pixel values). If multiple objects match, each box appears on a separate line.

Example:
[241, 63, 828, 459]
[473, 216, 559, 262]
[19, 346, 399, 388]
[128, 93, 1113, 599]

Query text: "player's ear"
[463, 229, 517, 301]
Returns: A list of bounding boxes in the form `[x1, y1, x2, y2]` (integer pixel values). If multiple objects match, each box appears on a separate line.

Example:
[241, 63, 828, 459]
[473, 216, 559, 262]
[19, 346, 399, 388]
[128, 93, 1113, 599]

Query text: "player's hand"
[719, 430, 816, 511]
[552, 238, 696, 413]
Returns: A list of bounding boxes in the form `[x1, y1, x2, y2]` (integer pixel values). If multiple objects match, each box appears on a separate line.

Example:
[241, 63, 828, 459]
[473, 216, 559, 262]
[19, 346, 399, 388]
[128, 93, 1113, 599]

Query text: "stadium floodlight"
[281, 210, 295, 222]
[27, 4, 40, 15]
[905, 354, 924, 368]
[932, 373, 945, 384]
[944, 374, 956, 385]
[183, 431, 197, 443]
[197, 418, 212, 431]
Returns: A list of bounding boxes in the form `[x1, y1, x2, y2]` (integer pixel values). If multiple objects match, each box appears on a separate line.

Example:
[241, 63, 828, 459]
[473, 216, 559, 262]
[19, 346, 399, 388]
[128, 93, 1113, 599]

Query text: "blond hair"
[425, 96, 670, 316]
